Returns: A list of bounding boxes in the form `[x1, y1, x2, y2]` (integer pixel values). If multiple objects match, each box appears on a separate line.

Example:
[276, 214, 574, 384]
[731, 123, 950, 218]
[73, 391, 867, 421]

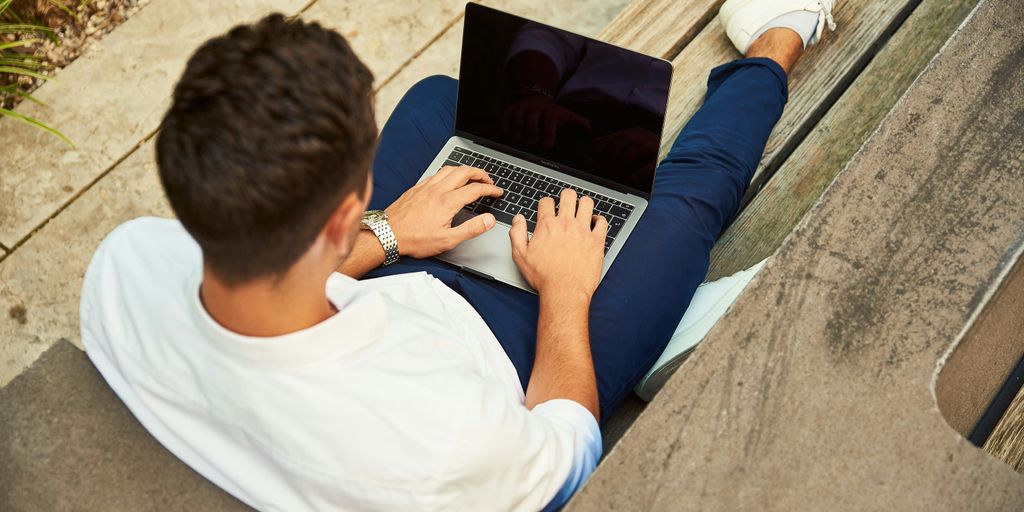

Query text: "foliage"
[0, 0, 74, 147]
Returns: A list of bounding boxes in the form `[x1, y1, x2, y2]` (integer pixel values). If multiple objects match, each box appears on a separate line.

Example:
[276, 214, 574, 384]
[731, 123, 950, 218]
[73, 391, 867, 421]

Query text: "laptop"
[417, 3, 673, 293]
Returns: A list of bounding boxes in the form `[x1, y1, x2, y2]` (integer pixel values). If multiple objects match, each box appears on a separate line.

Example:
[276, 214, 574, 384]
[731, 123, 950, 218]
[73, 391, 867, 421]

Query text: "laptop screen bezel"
[454, 2, 673, 199]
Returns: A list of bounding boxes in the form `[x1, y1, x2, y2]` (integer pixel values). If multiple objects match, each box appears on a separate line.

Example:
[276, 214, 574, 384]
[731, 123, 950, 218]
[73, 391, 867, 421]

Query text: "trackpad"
[442, 212, 530, 290]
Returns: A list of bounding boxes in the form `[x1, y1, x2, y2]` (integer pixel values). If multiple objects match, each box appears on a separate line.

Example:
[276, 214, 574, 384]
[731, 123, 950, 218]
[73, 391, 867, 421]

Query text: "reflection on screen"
[457, 4, 672, 194]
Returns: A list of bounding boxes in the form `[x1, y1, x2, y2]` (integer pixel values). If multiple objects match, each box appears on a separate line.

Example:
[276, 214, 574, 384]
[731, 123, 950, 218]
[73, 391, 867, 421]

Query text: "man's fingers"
[426, 165, 456, 184]
[450, 212, 497, 246]
[509, 214, 529, 256]
[438, 166, 491, 189]
[592, 214, 609, 237]
[537, 196, 556, 221]
[576, 195, 595, 223]
[452, 183, 503, 207]
[558, 188, 577, 216]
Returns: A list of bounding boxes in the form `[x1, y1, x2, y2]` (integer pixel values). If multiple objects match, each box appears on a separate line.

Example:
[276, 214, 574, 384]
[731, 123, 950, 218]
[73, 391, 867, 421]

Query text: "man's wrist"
[538, 286, 593, 308]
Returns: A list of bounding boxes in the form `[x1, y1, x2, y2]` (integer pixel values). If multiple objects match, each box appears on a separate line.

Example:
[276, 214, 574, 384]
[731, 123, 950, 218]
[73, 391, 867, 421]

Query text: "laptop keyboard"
[443, 146, 634, 252]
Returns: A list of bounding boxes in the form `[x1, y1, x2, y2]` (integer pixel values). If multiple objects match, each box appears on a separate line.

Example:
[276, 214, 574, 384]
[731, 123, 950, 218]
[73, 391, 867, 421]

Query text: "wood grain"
[657, 0, 921, 194]
[707, 0, 980, 281]
[597, 0, 722, 58]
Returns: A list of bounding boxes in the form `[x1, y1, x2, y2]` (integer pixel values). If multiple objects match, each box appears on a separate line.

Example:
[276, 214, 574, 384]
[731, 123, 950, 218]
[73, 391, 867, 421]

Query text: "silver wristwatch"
[360, 210, 399, 266]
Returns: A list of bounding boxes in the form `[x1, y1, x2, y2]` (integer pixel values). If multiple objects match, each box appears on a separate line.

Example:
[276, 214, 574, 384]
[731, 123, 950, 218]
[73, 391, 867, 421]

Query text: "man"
[81, 0, 836, 510]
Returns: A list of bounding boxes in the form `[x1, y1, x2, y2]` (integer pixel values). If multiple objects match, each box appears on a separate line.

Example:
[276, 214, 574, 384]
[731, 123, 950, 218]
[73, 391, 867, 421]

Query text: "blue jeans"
[366, 58, 788, 422]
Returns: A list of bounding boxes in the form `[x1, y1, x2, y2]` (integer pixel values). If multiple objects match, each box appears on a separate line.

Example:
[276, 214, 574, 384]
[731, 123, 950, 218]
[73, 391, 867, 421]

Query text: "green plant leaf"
[0, 23, 56, 34]
[0, 58, 43, 68]
[10, 87, 47, 106]
[0, 38, 41, 51]
[0, 107, 74, 147]
[45, 0, 78, 21]
[0, 65, 54, 82]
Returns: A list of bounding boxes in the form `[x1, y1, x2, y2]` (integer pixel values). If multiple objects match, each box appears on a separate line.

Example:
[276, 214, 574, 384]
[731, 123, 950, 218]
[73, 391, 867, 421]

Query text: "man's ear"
[323, 188, 368, 256]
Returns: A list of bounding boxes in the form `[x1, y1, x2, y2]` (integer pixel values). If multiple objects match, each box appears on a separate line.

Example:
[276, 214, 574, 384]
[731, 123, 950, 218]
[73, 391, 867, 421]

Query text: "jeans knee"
[404, 75, 457, 103]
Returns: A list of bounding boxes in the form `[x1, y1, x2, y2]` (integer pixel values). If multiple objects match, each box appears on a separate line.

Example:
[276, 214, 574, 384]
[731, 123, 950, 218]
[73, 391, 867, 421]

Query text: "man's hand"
[509, 188, 609, 298]
[386, 166, 504, 258]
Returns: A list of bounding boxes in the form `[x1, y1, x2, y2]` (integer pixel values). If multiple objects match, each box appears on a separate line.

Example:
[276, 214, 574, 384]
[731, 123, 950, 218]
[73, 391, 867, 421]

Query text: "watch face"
[363, 210, 385, 222]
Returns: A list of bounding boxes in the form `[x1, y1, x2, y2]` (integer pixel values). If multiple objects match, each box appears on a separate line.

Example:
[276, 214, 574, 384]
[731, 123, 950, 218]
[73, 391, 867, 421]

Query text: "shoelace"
[818, 0, 837, 32]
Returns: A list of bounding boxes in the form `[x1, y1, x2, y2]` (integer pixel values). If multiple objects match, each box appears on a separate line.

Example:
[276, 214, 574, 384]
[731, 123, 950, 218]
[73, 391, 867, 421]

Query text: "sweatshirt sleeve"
[433, 378, 602, 512]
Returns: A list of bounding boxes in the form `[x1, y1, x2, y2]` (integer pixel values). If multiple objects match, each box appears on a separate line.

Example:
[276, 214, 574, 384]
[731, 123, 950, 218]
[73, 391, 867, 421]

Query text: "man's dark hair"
[156, 14, 376, 285]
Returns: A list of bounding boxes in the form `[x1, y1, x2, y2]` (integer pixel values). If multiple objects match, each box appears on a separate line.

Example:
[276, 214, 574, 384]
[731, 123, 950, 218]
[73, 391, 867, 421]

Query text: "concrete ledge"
[568, 0, 1024, 508]
[0, 340, 248, 511]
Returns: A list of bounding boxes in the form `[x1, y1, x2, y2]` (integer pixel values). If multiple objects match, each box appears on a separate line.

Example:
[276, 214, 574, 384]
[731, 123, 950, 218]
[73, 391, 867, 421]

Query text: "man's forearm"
[525, 289, 600, 420]
[336, 231, 386, 278]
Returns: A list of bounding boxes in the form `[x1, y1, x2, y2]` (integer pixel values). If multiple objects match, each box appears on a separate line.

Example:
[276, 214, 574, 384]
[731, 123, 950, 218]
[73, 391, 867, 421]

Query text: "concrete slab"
[0, 142, 169, 388]
[302, 0, 465, 89]
[0, 340, 249, 510]
[567, 0, 1024, 509]
[0, 0, 308, 248]
[373, 0, 630, 126]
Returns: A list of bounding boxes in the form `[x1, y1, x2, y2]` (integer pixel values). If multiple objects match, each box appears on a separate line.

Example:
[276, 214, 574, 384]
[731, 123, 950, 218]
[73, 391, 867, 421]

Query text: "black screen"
[456, 3, 672, 195]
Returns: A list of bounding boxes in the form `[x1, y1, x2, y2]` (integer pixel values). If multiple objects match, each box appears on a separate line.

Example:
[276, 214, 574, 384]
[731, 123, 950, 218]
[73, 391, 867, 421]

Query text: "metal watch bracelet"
[360, 210, 399, 266]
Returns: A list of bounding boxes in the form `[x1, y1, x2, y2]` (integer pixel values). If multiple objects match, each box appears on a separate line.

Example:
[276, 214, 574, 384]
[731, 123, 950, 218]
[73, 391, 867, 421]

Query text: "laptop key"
[480, 207, 515, 226]
[459, 154, 475, 165]
[596, 201, 612, 213]
[608, 217, 626, 237]
[496, 178, 512, 189]
[517, 196, 533, 208]
[527, 220, 537, 233]
[521, 187, 538, 199]
[609, 204, 630, 218]
[545, 183, 561, 195]
[496, 168, 511, 178]
[506, 204, 521, 216]
[510, 171, 523, 182]
[522, 176, 536, 187]
[506, 193, 522, 204]
[494, 199, 509, 210]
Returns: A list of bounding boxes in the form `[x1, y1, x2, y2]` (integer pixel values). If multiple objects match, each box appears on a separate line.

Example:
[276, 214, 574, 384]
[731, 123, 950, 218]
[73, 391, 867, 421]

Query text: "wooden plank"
[600, 0, 980, 449]
[658, 0, 921, 194]
[707, 0, 980, 281]
[985, 373, 1024, 472]
[597, 0, 722, 58]
[937, 238, 1024, 436]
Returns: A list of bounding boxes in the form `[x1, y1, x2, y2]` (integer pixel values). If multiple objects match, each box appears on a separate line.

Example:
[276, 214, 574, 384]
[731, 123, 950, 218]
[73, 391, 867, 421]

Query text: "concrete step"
[0, 340, 249, 510]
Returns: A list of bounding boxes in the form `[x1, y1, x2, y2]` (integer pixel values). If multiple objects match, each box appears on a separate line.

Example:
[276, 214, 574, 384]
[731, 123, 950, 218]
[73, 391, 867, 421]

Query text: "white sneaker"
[719, 0, 837, 55]
[633, 259, 768, 401]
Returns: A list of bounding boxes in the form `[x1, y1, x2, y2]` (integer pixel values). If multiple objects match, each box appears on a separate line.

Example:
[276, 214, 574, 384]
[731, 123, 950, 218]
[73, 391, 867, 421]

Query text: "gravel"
[1, 0, 151, 110]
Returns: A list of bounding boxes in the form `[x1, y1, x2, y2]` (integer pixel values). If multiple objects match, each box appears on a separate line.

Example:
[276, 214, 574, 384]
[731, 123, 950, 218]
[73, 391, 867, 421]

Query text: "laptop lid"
[456, 3, 672, 198]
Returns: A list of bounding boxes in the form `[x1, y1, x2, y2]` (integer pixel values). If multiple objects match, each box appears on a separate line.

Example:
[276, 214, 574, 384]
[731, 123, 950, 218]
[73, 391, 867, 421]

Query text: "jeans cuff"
[707, 57, 789, 102]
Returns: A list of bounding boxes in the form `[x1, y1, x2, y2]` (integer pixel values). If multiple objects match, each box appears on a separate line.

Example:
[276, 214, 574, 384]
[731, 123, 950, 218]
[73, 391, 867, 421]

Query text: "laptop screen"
[456, 3, 672, 196]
